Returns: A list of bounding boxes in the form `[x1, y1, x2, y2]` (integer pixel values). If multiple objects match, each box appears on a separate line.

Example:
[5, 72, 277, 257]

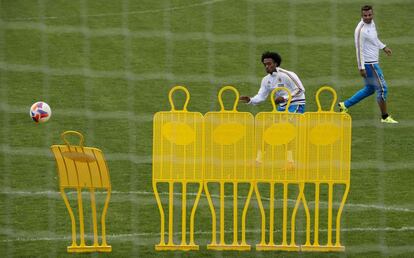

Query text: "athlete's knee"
[362, 86, 375, 96]
[377, 87, 388, 101]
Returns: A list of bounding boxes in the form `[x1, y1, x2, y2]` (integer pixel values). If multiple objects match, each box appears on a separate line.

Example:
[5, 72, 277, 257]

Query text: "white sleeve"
[377, 38, 386, 50]
[276, 70, 304, 101]
[355, 23, 365, 70]
[287, 72, 304, 98]
[249, 78, 270, 105]
[375, 23, 386, 49]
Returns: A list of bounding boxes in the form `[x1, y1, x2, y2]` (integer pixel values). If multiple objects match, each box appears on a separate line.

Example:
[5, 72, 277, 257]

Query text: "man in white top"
[338, 5, 398, 123]
[240, 51, 306, 113]
[240, 51, 305, 167]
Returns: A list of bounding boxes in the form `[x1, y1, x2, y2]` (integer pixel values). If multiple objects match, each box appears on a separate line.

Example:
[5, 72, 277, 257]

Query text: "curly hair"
[361, 5, 373, 12]
[261, 51, 282, 67]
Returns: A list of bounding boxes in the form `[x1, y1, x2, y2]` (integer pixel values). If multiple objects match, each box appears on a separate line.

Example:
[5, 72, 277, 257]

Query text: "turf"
[1, 0, 414, 257]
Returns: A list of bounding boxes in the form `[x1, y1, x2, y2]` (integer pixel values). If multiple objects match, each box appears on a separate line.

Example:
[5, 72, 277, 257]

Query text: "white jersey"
[355, 19, 386, 70]
[249, 67, 305, 107]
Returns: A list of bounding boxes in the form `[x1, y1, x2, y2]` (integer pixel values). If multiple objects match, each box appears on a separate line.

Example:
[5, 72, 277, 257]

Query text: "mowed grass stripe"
[2, 101, 414, 125]
[1, 0, 413, 256]
[1, 190, 412, 213]
[1, 227, 413, 243]
[2, 0, 413, 22]
[1, 144, 414, 171]
[2, 0, 228, 22]
[3, 21, 414, 46]
[1, 62, 413, 90]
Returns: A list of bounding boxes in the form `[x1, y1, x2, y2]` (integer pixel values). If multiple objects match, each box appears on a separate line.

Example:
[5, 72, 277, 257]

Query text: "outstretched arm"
[239, 96, 251, 103]
[274, 96, 285, 104]
[240, 78, 270, 105]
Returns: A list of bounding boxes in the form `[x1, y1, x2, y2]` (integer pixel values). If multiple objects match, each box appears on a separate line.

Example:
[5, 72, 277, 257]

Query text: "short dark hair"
[261, 51, 282, 67]
[361, 5, 373, 12]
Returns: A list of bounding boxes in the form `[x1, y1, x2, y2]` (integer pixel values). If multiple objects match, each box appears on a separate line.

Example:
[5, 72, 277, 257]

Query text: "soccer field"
[1, 0, 414, 257]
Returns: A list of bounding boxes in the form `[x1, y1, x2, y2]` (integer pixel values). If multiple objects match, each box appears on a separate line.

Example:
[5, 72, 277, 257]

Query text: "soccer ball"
[30, 101, 52, 123]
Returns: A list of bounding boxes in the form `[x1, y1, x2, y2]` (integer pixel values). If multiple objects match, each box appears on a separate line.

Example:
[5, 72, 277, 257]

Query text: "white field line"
[3, 0, 228, 22]
[0, 190, 412, 213]
[1, 226, 413, 243]
[346, 244, 414, 255]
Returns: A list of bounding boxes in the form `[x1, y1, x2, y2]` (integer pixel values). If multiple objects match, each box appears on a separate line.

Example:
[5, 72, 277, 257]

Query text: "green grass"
[1, 0, 414, 257]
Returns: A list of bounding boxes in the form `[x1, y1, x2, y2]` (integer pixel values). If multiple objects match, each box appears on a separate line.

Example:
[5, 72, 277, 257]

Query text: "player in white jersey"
[338, 5, 398, 123]
[240, 51, 305, 166]
[239, 51, 306, 113]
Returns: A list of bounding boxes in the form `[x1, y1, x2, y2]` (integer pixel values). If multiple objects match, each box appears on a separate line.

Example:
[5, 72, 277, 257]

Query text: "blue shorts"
[364, 63, 388, 101]
[277, 104, 305, 114]
[344, 63, 388, 108]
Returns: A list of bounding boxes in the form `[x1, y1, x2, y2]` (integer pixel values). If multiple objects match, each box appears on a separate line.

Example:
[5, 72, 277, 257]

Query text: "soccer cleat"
[338, 102, 348, 113]
[381, 116, 398, 124]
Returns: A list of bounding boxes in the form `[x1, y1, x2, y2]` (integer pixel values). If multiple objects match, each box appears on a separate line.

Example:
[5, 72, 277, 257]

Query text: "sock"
[382, 114, 389, 119]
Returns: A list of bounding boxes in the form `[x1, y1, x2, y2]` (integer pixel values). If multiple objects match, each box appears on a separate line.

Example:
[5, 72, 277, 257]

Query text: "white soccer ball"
[30, 101, 52, 123]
